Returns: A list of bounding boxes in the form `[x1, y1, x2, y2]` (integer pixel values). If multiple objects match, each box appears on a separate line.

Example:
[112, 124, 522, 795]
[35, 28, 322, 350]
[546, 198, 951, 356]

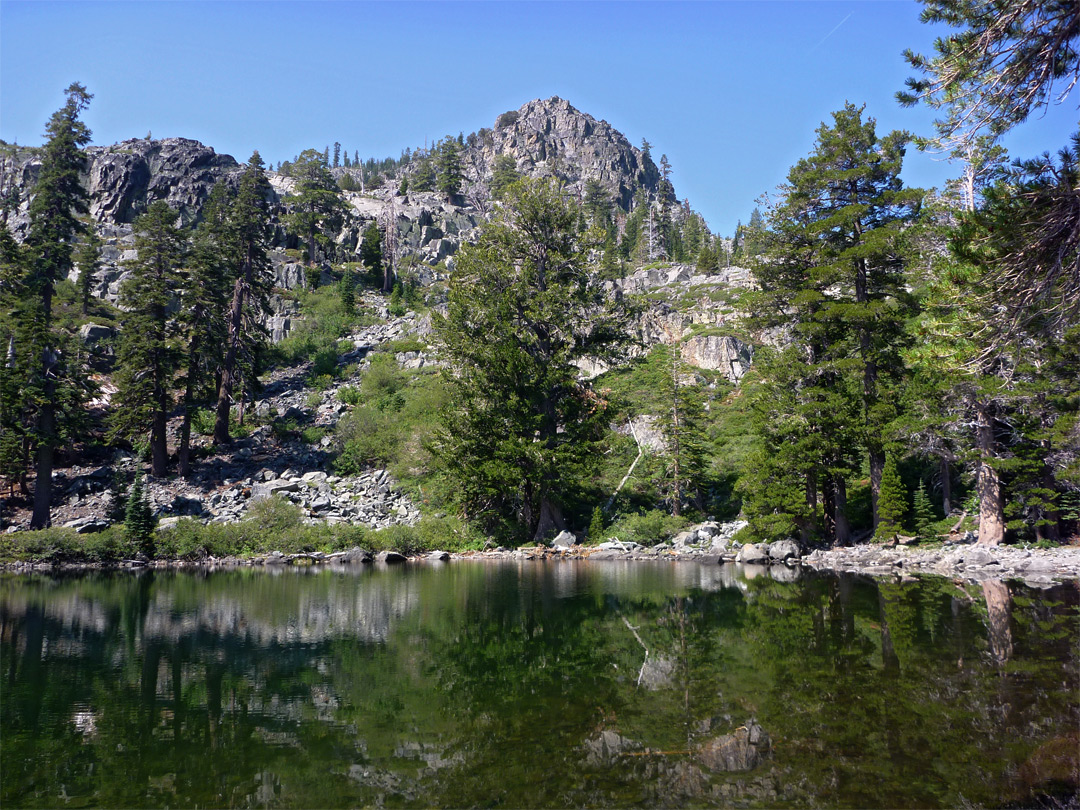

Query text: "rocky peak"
[465, 96, 667, 211]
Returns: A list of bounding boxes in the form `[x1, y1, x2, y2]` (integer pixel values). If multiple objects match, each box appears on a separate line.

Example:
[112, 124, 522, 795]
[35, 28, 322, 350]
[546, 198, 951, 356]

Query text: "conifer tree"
[436, 136, 463, 199]
[74, 225, 101, 316]
[124, 470, 156, 554]
[656, 343, 708, 517]
[433, 179, 630, 542]
[110, 201, 187, 477]
[359, 221, 384, 290]
[339, 266, 356, 314]
[747, 104, 922, 534]
[23, 83, 93, 528]
[177, 182, 232, 476]
[490, 154, 520, 200]
[875, 454, 907, 541]
[214, 152, 272, 445]
[284, 148, 346, 272]
[913, 480, 936, 538]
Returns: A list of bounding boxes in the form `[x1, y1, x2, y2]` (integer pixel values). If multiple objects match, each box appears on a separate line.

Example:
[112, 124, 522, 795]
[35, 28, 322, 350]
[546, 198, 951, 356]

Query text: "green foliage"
[338, 266, 356, 313]
[588, 506, 605, 544]
[283, 148, 346, 267]
[874, 455, 907, 541]
[432, 178, 631, 542]
[490, 154, 520, 200]
[123, 471, 156, 554]
[337, 385, 362, 406]
[912, 480, 937, 538]
[606, 509, 689, 546]
[436, 136, 463, 198]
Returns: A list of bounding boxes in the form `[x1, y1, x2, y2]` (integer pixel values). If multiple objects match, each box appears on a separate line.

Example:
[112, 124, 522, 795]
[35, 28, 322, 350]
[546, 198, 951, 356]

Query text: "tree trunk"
[834, 475, 851, 546]
[981, 580, 1013, 666]
[532, 497, 565, 544]
[940, 457, 952, 515]
[213, 275, 247, 445]
[30, 399, 54, 529]
[975, 401, 1005, 545]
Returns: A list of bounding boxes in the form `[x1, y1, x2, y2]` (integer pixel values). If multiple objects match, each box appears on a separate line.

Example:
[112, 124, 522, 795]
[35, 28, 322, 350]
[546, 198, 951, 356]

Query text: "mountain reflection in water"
[2, 561, 1077, 809]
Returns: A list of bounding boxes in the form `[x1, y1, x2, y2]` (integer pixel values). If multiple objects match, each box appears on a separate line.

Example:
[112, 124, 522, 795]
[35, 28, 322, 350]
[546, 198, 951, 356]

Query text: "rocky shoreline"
[5, 534, 1079, 587]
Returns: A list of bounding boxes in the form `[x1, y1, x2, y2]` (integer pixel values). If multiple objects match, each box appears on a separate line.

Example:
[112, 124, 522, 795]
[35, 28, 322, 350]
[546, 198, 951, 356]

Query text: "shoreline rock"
[4, 539, 1078, 586]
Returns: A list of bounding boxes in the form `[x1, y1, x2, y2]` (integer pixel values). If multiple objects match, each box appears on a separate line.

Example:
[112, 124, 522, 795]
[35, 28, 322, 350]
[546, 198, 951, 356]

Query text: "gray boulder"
[552, 530, 577, 547]
[376, 550, 407, 564]
[736, 543, 768, 564]
[767, 539, 801, 563]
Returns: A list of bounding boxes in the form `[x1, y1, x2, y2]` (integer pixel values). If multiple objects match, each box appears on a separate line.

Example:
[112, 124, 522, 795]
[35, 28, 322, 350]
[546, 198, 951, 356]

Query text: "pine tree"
[433, 179, 631, 542]
[747, 104, 922, 534]
[74, 225, 101, 316]
[491, 154, 520, 200]
[875, 454, 907, 541]
[177, 182, 231, 477]
[23, 83, 93, 528]
[339, 266, 356, 314]
[110, 201, 187, 477]
[589, 506, 605, 544]
[124, 470, 156, 554]
[436, 137, 463, 199]
[333, 141, 341, 168]
[359, 221, 384, 289]
[655, 344, 709, 517]
[284, 148, 346, 272]
[913, 480, 936, 539]
[213, 152, 272, 445]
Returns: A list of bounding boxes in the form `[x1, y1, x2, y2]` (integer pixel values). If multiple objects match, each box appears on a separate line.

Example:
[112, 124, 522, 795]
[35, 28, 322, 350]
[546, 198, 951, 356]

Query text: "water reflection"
[1, 562, 1077, 809]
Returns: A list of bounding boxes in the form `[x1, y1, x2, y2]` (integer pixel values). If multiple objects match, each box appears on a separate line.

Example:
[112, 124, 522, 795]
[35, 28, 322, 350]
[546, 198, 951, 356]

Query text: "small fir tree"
[124, 471, 156, 554]
[589, 506, 605, 544]
[913, 480, 936, 539]
[875, 455, 907, 541]
[339, 267, 356, 314]
[74, 226, 101, 315]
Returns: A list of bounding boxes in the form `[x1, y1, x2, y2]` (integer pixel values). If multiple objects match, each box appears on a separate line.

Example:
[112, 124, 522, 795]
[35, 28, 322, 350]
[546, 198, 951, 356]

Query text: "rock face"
[468, 96, 667, 210]
[680, 335, 753, 382]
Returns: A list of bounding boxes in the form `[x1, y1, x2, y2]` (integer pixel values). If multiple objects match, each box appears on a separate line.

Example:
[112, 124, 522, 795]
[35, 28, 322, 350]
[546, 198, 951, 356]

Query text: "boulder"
[340, 547, 373, 564]
[736, 543, 768, 564]
[376, 550, 407, 564]
[767, 539, 800, 563]
[695, 720, 771, 772]
[428, 550, 450, 562]
[78, 322, 116, 345]
[680, 334, 753, 382]
[552, 530, 577, 547]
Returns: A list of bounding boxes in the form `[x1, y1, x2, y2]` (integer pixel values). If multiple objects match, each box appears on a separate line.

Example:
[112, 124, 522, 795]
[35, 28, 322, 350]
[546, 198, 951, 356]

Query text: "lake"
[2, 560, 1077, 808]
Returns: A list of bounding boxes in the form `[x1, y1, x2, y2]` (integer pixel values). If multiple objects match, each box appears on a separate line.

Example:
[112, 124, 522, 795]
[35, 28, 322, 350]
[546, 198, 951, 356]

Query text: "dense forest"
[0, 0, 1077, 557]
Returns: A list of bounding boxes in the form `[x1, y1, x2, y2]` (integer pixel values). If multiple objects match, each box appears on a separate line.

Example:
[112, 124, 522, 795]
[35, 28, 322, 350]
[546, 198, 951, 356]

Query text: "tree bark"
[940, 457, 952, 515]
[213, 275, 246, 445]
[532, 497, 565, 544]
[975, 400, 1006, 545]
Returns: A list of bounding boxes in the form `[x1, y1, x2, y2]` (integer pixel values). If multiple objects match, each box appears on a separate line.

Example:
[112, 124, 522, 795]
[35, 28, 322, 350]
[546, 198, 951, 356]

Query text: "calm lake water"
[1, 560, 1077, 809]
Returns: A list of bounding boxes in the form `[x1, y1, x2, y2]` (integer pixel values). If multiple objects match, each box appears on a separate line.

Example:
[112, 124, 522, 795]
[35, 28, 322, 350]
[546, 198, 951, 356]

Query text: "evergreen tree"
[339, 266, 356, 314]
[436, 136, 463, 199]
[656, 344, 709, 516]
[589, 505, 605, 544]
[74, 225, 101, 316]
[284, 148, 346, 272]
[747, 103, 922, 534]
[110, 201, 187, 477]
[433, 179, 631, 542]
[124, 470, 156, 554]
[177, 182, 231, 477]
[0, 229, 30, 495]
[23, 83, 93, 528]
[332, 141, 341, 168]
[913, 480, 936, 538]
[696, 242, 719, 274]
[411, 154, 436, 192]
[490, 154, 520, 200]
[359, 221, 384, 290]
[875, 454, 907, 541]
[213, 152, 272, 445]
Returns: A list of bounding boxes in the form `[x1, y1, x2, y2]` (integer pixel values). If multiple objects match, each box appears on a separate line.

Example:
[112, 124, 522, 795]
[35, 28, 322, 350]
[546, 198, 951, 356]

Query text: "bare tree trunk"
[532, 497, 565, 544]
[834, 475, 851, 546]
[975, 400, 1005, 545]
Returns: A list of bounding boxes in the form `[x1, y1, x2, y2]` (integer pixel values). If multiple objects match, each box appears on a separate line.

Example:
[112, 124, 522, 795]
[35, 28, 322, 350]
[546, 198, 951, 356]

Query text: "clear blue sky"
[2, 0, 1075, 236]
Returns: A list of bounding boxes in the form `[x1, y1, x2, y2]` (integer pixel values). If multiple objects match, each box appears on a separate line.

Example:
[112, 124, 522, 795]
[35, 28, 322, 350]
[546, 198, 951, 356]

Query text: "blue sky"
[2, 1, 1075, 236]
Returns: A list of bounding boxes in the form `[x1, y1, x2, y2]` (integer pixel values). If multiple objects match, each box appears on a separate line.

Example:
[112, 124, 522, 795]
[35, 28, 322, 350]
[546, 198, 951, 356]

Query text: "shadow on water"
[1, 561, 1077, 808]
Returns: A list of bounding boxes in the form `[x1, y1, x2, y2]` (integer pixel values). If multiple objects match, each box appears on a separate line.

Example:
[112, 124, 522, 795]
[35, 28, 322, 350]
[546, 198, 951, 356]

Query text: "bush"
[338, 385, 362, 406]
[607, 509, 689, 546]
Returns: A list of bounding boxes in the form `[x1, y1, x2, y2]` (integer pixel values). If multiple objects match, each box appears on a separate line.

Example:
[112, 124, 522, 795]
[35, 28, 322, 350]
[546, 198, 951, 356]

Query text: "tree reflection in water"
[1, 562, 1076, 808]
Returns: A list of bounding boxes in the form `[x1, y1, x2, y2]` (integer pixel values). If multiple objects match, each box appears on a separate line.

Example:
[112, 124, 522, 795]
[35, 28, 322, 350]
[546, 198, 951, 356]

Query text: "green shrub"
[338, 385, 362, 406]
[607, 509, 689, 546]
[301, 426, 328, 445]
